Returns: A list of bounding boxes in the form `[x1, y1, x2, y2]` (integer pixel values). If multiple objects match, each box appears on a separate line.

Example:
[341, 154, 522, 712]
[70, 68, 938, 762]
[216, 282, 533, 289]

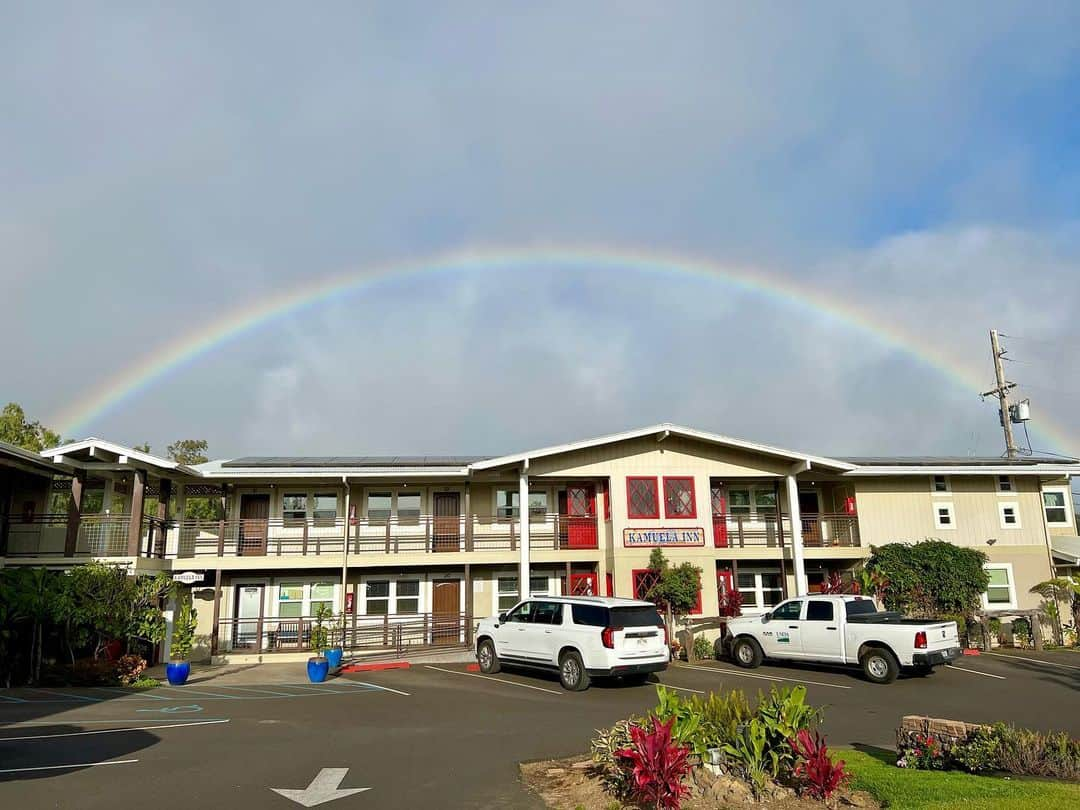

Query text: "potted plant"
[167, 596, 197, 686]
[324, 610, 346, 669]
[307, 604, 332, 683]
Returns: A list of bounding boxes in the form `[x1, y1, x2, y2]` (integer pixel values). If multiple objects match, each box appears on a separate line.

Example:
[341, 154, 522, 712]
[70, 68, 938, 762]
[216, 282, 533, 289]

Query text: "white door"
[520, 600, 563, 664]
[235, 584, 263, 648]
[800, 599, 843, 663]
[760, 600, 804, 658]
[495, 601, 533, 658]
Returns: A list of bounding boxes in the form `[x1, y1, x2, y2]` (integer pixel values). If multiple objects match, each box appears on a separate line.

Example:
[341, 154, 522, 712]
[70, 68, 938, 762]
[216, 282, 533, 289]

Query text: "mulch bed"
[520, 755, 880, 809]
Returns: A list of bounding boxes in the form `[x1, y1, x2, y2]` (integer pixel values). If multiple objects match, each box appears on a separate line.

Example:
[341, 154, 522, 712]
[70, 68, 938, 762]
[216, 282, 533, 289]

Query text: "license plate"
[637, 638, 648, 647]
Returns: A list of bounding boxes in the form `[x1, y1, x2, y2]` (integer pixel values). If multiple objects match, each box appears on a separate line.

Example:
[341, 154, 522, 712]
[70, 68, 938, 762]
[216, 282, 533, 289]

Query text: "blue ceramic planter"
[307, 657, 330, 683]
[166, 660, 190, 686]
[325, 647, 344, 669]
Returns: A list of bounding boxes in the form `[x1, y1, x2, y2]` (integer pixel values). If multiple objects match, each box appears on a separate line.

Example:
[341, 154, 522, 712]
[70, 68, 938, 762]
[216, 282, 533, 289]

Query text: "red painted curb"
[962, 649, 981, 656]
[466, 663, 480, 672]
[340, 661, 412, 672]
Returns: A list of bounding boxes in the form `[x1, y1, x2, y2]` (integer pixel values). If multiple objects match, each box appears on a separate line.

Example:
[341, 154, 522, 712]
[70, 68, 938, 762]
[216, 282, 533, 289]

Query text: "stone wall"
[897, 715, 984, 750]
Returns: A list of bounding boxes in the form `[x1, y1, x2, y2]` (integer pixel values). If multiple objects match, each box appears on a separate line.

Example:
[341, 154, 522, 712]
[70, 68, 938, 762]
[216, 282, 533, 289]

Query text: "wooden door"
[566, 485, 597, 548]
[711, 483, 728, 548]
[432, 492, 460, 552]
[798, 491, 820, 547]
[239, 494, 270, 555]
[431, 579, 461, 645]
[556, 490, 568, 548]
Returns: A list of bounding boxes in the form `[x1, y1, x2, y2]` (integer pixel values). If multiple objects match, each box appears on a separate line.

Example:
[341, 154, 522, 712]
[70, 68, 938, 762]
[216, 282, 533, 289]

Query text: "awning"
[1051, 536, 1080, 565]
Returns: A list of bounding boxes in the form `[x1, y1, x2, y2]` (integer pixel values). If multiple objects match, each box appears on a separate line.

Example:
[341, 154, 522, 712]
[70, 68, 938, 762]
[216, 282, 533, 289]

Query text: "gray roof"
[221, 455, 493, 469]
[0, 439, 72, 475]
[838, 456, 1079, 467]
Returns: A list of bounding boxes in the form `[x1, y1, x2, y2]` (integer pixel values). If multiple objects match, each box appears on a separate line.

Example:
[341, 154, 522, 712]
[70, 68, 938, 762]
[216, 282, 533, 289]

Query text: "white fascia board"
[41, 438, 200, 476]
[196, 467, 471, 479]
[469, 423, 855, 472]
[843, 465, 1078, 477]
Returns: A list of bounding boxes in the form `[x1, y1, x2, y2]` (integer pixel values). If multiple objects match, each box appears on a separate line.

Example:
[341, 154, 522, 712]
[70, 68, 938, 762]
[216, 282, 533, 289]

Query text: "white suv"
[474, 596, 670, 691]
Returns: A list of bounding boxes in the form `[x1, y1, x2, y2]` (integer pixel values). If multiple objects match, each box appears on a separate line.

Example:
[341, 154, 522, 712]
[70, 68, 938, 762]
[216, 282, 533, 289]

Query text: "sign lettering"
[623, 527, 705, 548]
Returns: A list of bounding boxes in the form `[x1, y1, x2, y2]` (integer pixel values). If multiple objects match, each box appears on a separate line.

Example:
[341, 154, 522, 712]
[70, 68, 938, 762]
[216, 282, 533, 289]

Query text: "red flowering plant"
[615, 716, 693, 809]
[898, 732, 947, 770]
[789, 728, 848, 801]
[718, 586, 744, 618]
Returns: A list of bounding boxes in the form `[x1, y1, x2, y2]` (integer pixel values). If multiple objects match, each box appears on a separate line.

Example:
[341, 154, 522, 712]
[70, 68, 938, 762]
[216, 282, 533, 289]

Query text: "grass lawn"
[842, 748, 1080, 809]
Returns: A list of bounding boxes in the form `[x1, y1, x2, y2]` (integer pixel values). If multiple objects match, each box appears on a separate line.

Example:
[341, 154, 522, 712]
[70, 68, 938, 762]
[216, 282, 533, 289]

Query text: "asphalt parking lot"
[1, 650, 1078, 809]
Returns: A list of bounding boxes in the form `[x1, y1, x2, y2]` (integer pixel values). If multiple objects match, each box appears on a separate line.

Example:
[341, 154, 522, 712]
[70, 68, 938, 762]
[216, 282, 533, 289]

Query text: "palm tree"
[1030, 575, 1080, 647]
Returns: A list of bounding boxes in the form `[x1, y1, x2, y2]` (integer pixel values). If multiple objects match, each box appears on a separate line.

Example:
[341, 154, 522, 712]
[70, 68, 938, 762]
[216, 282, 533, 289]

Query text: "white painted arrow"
[271, 768, 370, 807]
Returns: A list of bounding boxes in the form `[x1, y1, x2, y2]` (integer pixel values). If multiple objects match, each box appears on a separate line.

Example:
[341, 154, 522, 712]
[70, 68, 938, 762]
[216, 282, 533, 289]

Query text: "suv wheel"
[731, 637, 763, 669]
[477, 639, 501, 674]
[860, 646, 899, 684]
[559, 650, 590, 691]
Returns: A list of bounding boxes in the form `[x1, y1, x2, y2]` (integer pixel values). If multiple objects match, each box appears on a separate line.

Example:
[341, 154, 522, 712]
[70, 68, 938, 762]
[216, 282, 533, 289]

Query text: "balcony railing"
[4, 514, 167, 559]
[175, 513, 602, 558]
[214, 612, 470, 655]
[712, 513, 860, 548]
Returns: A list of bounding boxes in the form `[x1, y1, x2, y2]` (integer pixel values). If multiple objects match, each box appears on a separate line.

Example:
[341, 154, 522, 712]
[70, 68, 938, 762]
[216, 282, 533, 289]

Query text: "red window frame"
[601, 479, 611, 521]
[662, 476, 697, 519]
[633, 568, 702, 615]
[626, 476, 660, 519]
[605, 572, 614, 597]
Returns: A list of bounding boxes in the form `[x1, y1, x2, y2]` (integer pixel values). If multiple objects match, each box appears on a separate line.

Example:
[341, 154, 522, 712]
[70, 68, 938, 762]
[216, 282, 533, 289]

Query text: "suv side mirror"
[498, 612, 508, 623]
[761, 613, 771, 623]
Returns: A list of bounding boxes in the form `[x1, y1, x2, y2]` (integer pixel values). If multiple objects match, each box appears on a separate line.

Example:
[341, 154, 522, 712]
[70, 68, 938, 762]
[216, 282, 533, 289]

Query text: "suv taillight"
[601, 626, 621, 649]
[659, 623, 667, 646]
[915, 631, 927, 649]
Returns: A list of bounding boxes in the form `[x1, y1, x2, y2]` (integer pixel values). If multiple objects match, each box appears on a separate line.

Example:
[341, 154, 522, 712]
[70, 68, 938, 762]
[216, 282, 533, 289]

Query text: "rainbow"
[49, 245, 1078, 454]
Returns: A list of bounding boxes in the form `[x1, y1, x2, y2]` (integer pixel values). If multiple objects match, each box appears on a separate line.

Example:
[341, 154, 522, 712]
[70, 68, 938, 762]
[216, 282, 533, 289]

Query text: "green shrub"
[756, 685, 821, 772]
[1011, 618, 1032, 646]
[722, 717, 776, 796]
[692, 634, 713, 661]
[114, 654, 148, 686]
[951, 727, 1000, 774]
[866, 541, 990, 618]
[170, 597, 197, 661]
[992, 723, 1080, 780]
[590, 718, 643, 800]
[652, 685, 752, 757]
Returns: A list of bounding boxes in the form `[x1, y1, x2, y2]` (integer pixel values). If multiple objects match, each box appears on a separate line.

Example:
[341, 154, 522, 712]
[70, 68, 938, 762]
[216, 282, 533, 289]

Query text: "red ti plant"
[789, 728, 848, 801]
[718, 586, 744, 618]
[616, 716, 692, 809]
[820, 571, 845, 595]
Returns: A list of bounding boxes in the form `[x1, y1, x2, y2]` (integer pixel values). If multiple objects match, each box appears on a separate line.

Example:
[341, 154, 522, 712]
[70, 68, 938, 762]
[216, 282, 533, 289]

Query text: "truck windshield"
[610, 607, 664, 627]
[845, 600, 878, 618]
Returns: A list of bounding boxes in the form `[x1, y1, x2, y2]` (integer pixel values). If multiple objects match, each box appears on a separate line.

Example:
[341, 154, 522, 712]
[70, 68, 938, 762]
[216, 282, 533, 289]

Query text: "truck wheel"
[861, 647, 900, 684]
[477, 639, 501, 674]
[559, 650, 590, 691]
[731, 638, 763, 669]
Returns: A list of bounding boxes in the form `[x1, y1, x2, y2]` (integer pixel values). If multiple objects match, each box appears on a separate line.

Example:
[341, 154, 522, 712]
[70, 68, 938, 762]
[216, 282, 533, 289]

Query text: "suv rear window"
[571, 604, 609, 627]
[845, 599, 878, 618]
[609, 607, 663, 627]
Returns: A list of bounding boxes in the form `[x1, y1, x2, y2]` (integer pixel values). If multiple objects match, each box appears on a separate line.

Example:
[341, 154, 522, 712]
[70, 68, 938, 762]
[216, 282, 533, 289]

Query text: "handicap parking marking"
[675, 663, 853, 690]
[0, 758, 138, 774]
[424, 665, 563, 695]
[0, 718, 230, 742]
[136, 704, 205, 713]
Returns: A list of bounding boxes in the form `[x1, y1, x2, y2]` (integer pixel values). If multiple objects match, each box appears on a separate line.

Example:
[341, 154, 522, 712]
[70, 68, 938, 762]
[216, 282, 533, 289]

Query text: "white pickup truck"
[720, 595, 961, 684]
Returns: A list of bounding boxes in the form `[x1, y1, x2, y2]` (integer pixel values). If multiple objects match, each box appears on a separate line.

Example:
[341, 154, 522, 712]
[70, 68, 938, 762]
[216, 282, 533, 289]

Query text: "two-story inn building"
[2, 424, 1077, 661]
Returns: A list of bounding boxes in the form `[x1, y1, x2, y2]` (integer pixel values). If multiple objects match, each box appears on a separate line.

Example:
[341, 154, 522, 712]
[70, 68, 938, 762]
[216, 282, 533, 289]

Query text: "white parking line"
[205, 685, 295, 697]
[676, 663, 853, 690]
[946, 664, 1007, 680]
[353, 681, 411, 697]
[982, 652, 1080, 671]
[424, 666, 563, 695]
[659, 683, 706, 694]
[0, 759, 138, 774]
[23, 688, 102, 703]
[0, 719, 230, 742]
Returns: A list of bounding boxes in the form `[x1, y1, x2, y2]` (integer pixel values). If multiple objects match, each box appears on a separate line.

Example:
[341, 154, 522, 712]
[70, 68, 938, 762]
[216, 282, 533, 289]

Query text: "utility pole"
[983, 329, 1019, 459]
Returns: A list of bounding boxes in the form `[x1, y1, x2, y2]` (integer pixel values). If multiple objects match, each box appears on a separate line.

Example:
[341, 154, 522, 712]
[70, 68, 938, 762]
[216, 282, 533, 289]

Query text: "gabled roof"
[0, 439, 73, 477]
[469, 423, 857, 472]
[41, 438, 201, 477]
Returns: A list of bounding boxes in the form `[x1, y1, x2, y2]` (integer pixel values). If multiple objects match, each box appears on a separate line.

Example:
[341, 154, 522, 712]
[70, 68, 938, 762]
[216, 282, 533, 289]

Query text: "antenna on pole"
[982, 329, 1020, 459]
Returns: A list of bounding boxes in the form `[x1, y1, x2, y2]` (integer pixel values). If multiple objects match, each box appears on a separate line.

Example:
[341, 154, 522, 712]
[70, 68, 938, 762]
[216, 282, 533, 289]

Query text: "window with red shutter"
[626, 477, 659, 519]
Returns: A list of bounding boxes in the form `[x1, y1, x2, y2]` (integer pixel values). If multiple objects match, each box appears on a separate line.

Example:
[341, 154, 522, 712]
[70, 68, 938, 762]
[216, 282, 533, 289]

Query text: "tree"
[1031, 576, 1080, 646]
[132, 442, 151, 453]
[167, 439, 209, 466]
[643, 548, 703, 658]
[865, 540, 990, 620]
[0, 402, 60, 451]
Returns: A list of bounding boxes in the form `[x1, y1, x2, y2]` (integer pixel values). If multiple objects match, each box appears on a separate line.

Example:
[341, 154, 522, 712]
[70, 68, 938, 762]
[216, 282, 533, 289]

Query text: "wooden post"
[302, 521, 309, 556]
[155, 478, 172, 557]
[64, 471, 85, 557]
[210, 568, 223, 656]
[256, 591, 265, 654]
[384, 519, 391, 554]
[464, 482, 473, 551]
[126, 469, 146, 557]
[565, 561, 572, 595]
[217, 484, 227, 556]
[464, 564, 473, 645]
[510, 517, 516, 551]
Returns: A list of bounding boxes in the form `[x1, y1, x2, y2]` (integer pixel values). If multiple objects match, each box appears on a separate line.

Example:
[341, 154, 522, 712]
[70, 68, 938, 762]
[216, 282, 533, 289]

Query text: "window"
[983, 564, 1016, 610]
[572, 604, 609, 626]
[737, 570, 784, 609]
[627, 477, 659, 519]
[772, 601, 803, 621]
[497, 576, 520, 611]
[283, 494, 307, 524]
[931, 475, 950, 494]
[365, 580, 390, 614]
[278, 583, 303, 618]
[82, 489, 105, 514]
[663, 477, 696, 519]
[310, 582, 334, 615]
[367, 493, 391, 524]
[632, 569, 662, 601]
[504, 601, 534, 622]
[996, 475, 1014, 494]
[397, 492, 421, 525]
[531, 601, 563, 626]
[1043, 489, 1071, 526]
[494, 490, 548, 521]
[998, 502, 1021, 529]
[528, 492, 547, 521]
[313, 494, 337, 526]
[728, 489, 751, 516]
[806, 600, 834, 621]
[934, 502, 955, 529]
[396, 580, 420, 614]
[754, 490, 777, 519]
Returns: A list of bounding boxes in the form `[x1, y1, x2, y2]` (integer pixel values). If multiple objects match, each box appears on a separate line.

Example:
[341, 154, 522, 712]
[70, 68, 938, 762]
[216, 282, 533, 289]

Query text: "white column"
[519, 462, 530, 598]
[340, 477, 351, 613]
[785, 471, 807, 597]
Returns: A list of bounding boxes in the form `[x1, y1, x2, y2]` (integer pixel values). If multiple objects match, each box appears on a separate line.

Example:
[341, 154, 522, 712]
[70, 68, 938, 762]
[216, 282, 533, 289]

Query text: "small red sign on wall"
[345, 592, 355, 614]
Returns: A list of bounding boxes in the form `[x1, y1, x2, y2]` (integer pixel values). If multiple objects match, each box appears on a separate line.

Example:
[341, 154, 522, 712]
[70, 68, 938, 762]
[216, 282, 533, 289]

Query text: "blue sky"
[3, 3, 1080, 458]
